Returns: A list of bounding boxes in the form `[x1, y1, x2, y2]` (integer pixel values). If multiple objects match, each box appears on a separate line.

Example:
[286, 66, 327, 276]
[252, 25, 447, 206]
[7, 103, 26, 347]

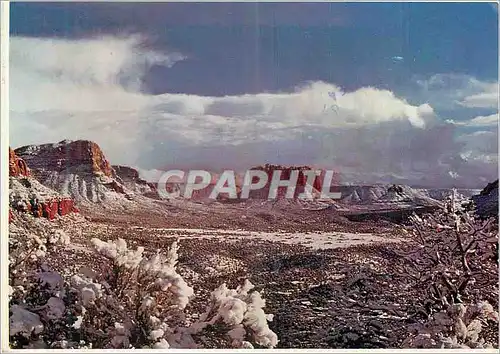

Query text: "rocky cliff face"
[9, 147, 77, 221]
[13, 140, 165, 206]
[9, 177, 78, 220]
[15, 140, 128, 204]
[9, 148, 30, 177]
[113, 165, 159, 199]
[247, 164, 326, 200]
[472, 180, 498, 219]
[16, 140, 113, 178]
[251, 164, 324, 190]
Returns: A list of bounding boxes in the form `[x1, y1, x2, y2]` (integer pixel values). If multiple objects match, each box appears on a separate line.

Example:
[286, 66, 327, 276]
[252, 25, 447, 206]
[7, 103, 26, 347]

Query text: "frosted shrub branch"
[187, 280, 278, 348]
[9, 217, 278, 349]
[402, 190, 498, 348]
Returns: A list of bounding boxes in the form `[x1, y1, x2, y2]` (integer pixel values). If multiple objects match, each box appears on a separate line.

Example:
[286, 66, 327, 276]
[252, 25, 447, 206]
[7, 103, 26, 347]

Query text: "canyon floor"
[13, 197, 438, 349]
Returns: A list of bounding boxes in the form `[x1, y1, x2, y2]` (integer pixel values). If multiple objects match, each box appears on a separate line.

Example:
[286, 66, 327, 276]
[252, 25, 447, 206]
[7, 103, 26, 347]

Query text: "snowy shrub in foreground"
[87, 237, 277, 349]
[187, 280, 278, 349]
[403, 301, 498, 348]
[401, 190, 498, 348]
[9, 218, 278, 349]
[9, 219, 83, 348]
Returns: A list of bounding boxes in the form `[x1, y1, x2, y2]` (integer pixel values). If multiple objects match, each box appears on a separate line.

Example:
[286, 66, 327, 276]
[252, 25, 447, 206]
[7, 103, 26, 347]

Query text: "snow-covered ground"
[129, 226, 402, 250]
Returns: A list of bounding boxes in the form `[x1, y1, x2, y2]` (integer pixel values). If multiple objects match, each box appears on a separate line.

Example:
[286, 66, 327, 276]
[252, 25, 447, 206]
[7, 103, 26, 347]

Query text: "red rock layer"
[10, 144, 78, 221]
[9, 147, 30, 177]
[12, 197, 78, 220]
[248, 164, 326, 199]
[15, 140, 113, 177]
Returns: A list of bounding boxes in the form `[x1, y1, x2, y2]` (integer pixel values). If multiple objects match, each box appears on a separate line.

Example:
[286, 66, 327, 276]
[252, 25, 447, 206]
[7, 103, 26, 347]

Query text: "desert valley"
[6, 2, 499, 350]
[7, 139, 499, 349]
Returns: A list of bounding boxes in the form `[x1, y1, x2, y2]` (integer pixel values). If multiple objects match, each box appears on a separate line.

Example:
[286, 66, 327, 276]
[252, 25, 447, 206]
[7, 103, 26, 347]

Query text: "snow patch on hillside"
[10, 177, 65, 204]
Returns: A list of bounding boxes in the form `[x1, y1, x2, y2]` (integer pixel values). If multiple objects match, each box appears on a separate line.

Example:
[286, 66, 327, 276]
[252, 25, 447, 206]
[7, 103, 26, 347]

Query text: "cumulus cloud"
[415, 73, 498, 111]
[9, 36, 497, 188]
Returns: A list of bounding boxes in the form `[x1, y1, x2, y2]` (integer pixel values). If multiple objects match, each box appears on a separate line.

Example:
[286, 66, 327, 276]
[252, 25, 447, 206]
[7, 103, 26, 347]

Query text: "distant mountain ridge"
[12, 139, 497, 219]
[336, 184, 443, 208]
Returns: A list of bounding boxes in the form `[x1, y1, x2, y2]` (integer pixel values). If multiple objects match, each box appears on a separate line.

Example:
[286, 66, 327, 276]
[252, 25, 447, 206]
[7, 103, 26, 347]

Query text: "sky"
[9, 2, 499, 188]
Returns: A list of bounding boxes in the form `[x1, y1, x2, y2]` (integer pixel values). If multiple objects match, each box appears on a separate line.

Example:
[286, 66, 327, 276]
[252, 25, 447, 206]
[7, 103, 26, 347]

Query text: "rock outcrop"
[247, 164, 327, 200]
[13, 140, 166, 206]
[16, 140, 113, 178]
[472, 180, 498, 219]
[252, 164, 324, 190]
[11, 194, 79, 220]
[113, 165, 158, 199]
[9, 148, 30, 177]
[15, 140, 129, 204]
[9, 147, 78, 221]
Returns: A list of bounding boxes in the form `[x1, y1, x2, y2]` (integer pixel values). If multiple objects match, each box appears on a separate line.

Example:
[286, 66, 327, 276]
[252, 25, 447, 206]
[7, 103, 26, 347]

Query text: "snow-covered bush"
[404, 301, 498, 348]
[401, 190, 498, 348]
[83, 237, 277, 349]
[187, 280, 278, 349]
[8, 214, 90, 349]
[8, 216, 278, 349]
[9, 214, 71, 301]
